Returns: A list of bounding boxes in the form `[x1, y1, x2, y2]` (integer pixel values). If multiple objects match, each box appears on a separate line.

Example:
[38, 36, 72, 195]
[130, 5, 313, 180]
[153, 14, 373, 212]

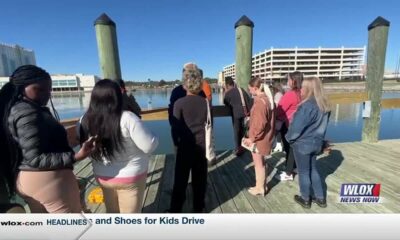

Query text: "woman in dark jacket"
[0, 65, 95, 213]
[169, 63, 209, 213]
[168, 63, 207, 155]
[286, 77, 330, 209]
[223, 76, 253, 156]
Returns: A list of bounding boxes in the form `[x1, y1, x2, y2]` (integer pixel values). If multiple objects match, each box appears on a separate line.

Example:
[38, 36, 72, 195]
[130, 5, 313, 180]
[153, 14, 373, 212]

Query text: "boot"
[294, 195, 311, 209]
[312, 197, 327, 208]
[248, 166, 266, 196]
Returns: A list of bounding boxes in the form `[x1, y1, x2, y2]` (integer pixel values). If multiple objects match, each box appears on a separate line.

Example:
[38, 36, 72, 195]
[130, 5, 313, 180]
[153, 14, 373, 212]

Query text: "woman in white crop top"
[80, 79, 158, 213]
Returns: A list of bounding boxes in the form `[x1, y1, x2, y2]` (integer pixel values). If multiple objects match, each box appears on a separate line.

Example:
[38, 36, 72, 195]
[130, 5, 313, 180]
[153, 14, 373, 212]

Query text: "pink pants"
[17, 169, 82, 213]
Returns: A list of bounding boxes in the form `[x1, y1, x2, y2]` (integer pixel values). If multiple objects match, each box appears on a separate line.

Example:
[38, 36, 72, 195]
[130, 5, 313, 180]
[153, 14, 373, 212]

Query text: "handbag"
[205, 99, 216, 162]
[241, 138, 259, 154]
[238, 87, 250, 137]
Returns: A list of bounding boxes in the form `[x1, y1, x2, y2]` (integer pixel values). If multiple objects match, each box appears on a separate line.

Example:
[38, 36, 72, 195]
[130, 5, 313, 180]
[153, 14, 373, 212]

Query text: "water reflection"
[218, 89, 224, 105]
[330, 103, 361, 126]
[127, 89, 172, 109]
[147, 96, 153, 110]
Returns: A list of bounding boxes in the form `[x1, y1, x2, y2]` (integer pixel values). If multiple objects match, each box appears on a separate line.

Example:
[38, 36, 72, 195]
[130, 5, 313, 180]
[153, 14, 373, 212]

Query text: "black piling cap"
[94, 13, 116, 26]
[368, 16, 390, 30]
[234, 15, 254, 29]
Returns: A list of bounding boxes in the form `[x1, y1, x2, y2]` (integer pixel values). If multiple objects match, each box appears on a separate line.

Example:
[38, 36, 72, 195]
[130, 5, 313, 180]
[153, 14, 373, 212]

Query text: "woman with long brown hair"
[242, 77, 275, 196]
[286, 77, 330, 208]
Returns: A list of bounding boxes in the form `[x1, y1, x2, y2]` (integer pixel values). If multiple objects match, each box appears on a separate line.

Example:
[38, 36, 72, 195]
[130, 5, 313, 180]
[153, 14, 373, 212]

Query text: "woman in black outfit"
[169, 63, 209, 213]
[0, 65, 95, 213]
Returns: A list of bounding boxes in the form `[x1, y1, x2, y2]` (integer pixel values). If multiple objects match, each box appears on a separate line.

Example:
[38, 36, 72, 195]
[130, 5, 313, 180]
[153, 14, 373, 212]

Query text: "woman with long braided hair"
[0, 65, 95, 213]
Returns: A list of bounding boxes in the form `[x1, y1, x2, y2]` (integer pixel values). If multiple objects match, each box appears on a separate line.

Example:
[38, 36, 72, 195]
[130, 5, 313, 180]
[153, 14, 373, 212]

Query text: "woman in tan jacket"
[243, 77, 275, 196]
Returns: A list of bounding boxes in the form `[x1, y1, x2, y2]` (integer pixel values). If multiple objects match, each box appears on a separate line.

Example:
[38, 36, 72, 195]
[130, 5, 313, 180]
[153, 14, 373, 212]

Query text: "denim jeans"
[281, 123, 296, 174]
[292, 144, 324, 201]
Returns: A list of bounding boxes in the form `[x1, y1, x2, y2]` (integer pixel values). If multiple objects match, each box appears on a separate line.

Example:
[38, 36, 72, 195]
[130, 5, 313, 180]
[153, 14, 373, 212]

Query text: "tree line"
[124, 78, 218, 88]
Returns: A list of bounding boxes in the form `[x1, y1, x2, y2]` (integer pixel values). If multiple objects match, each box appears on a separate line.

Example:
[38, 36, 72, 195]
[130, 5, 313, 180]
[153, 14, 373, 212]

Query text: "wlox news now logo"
[339, 183, 381, 203]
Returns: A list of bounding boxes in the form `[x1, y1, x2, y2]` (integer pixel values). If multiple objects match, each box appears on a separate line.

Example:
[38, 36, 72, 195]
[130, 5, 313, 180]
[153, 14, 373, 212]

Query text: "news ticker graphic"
[1, 214, 400, 240]
[339, 183, 382, 203]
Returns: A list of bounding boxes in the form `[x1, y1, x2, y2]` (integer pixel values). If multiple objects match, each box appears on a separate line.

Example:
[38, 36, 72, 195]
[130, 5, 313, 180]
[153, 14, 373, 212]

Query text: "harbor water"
[53, 89, 400, 154]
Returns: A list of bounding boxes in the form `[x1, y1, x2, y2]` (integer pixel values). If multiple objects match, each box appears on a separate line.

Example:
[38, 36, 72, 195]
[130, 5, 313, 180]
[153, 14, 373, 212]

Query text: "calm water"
[52, 90, 400, 154]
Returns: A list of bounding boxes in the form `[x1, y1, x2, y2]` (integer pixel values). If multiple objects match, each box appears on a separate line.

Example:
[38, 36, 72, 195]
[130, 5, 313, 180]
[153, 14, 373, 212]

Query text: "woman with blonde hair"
[242, 77, 275, 196]
[286, 77, 330, 209]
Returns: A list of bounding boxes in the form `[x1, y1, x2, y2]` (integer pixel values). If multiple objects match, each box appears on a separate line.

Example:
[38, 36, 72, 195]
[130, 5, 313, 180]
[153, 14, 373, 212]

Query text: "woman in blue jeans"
[286, 77, 330, 209]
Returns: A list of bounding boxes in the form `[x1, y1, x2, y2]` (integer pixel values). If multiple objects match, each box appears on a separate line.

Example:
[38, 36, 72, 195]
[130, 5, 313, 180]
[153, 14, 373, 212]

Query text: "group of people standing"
[167, 64, 331, 211]
[0, 63, 330, 214]
[223, 71, 331, 208]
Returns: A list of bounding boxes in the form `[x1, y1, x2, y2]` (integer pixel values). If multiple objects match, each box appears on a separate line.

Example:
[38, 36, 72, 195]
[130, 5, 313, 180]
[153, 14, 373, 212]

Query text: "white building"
[0, 43, 36, 77]
[51, 74, 80, 91]
[223, 47, 366, 82]
[218, 71, 225, 88]
[0, 73, 99, 92]
[76, 74, 100, 91]
[51, 74, 99, 92]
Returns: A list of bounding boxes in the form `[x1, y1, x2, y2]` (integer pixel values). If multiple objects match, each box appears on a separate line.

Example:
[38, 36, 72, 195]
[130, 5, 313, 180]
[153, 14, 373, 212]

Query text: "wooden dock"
[73, 139, 400, 213]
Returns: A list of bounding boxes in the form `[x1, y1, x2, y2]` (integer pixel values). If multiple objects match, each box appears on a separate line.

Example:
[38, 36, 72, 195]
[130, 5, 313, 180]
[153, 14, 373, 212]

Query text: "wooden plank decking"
[75, 140, 400, 213]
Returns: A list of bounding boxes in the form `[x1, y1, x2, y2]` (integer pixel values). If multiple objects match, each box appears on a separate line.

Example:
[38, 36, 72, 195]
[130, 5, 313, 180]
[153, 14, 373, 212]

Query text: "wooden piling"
[235, 15, 254, 92]
[362, 16, 390, 143]
[94, 13, 122, 80]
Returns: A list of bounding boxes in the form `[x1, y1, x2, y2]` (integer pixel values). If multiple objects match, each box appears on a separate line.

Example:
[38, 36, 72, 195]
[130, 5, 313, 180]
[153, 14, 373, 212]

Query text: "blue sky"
[1, 0, 399, 81]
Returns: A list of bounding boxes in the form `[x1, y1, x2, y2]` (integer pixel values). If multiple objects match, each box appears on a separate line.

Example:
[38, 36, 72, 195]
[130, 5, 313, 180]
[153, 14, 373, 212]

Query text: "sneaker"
[272, 142, 283, 152]
[248, 187, 266, 196]
[275, 172, 294, 181]
[312, 197, 327, 208]
[294, 195, 311, 209]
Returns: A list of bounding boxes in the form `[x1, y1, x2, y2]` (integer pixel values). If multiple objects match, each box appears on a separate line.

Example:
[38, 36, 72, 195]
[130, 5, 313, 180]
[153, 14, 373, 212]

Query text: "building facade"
[223, 47, 366, 82]
[51, 74, 80, 91]
[76, 74, 100, 91]
[0, 43, 36, 77]
[218, 71, 225, 88]
[0, 73, 99, 92]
